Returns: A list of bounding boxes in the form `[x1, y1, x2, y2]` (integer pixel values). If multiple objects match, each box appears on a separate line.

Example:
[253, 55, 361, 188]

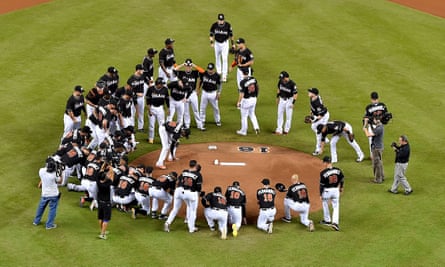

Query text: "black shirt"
[286, 182, 310, 203]
[159, 48, 175, 68]
[239, 76, 259, 97]
[235, 48, 254, 74]
[277, 79, 298, 99]
[256, 187, 276, 209]
[146, 85, 170, 107]
[319, 167, 345, 195]
[209, 22, 233, 43]
[168, 81, 187, 101]
[127, 74, 145, 94]
[199, 71, 221, 92]
[310, 95, 328, 116]
[395, 143, 410, 163]
[97, 178, 113, 202]
[225, 186, 246, 207]
[65, 95, 85, 117]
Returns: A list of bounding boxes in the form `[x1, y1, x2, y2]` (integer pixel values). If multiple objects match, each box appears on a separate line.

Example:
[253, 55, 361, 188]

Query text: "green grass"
[1, 0, 444, 266]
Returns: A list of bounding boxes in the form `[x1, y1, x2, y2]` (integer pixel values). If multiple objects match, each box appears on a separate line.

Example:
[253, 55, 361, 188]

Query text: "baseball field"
[1, 0, 444, 266]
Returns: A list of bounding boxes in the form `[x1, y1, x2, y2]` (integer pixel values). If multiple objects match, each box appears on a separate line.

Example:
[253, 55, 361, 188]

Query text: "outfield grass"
[1, 0, 444, 266]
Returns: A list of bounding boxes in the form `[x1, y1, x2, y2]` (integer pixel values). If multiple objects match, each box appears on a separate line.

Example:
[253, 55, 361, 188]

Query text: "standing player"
[256, 178, 276, 234]
[225, 181, 246, 237]
[236, 73, 260, 136]
[145, 77, 170, 144]
[174, 58, 206, 130]
[85, 81, 106, 121]
[62, 85, 86, 139]
[317, 120, 365, 163]
[127, 64, 146, 132]
[158, 38, 177, 83]
[275, 71, 298, 135]
[142, 48, 158, 86]
[307, 88, 330, 156]
[164, 160, 203, 233]
[199, 63, 222, 128]
[166, 79, 187, 125]
[209, 13, 235, 82]
[281, 174, 315, 232]
[388, 135, 413, 195]
[230, 38, 254, 93]
[99, 67, 119, 96]
[319, 156, 344, 231]
[202, 186, 228, 239]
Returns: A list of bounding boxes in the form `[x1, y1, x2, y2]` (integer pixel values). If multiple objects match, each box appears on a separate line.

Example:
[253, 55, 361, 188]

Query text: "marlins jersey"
[277, 79, 297, 99]
[152, 174, 176, 193]
[235, 48, 254, 74]
[320, 121, 346, 141]
[159, 47, 175, 68]
[319, 167, 345, 195]
[84, 161, 101, 181]
[127, 74, 145, 94]
[200, 71, 221, 92]
[257, 187, 276, 209]
[168, 81, 187, 101]
[115, 175, 137, 197]
[364, 102, 388, 120]
[204, 192, 227, 209]
[100, 74, 119, 95]
[178, 169, 202, 192]
[286, 182, 310, 203]
[142, 56, 155, 83]
[65, 95, 85, 117]
[310, 95, 328, 116]
[146, 85, 169, 107]
[136, 176, 155, 195]
[240, 76, 259, 97]
[225, 186, 246, 207]
[176, 70, 200, 94]
[209, 22, 233, 43]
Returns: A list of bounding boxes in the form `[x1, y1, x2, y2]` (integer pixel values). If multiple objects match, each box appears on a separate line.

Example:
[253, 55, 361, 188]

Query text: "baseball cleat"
[156, 165, 167, 170]
[148, 139, 154, 144]
[164, 223, 170, 232]
[131, 208, 136, 219]
[388, 189, 398, 194]
[98, 234, 107, 240]
[283, 131, 288, 135]
[312, 151, 321, 156]
[158, 214, 168, 220]
[67, 183, 75, 191]
[281, 217, 291, 223]
[309, 221, 315, 232]
[209, 226, 216, 231]
[221, 228, 227, 240]
[232, 224, 238, 237]
[216, 121, 222, 127]
[320, 220, 331, 226]
[236, 130, 247, 136]
[404, 190, 413, 195]
[356, 155, 364, 162]
[273, 131, 282, 135]
[151, 211, 158, 219]
[267, 222, 273, 234]
[255, 129, 260, 135]
[331, 223, 340, 231]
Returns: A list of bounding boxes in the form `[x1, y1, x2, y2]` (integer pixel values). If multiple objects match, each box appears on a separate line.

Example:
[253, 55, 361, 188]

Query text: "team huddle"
[34, 13, 413, 240]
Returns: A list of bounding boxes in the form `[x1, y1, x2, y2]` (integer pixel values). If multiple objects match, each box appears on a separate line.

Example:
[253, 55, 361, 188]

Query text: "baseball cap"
[96, 80, 106, 89]
[184, 58, 193, 66]
[165, 38, 175, 45]
[218, 13, 224, 20]
[107, 66, 118, 74]
[147, 48, 158, 55]
[370, 91, 379, 100]
[74, 85, 84, 93]
[155, 77, 164, 85]
[261, 178, 270, 185]
[80, 125, 92, 134]
[279, 71, 289, 79]
[214, 186, 222, 193]
[323, 156, 332, 163]
[308, 87, 319, 95]
[207, 63, 215, 70]
[236, 38, 245, 44]
[135, 64, 144, 70]
[232, 181, 240, 187]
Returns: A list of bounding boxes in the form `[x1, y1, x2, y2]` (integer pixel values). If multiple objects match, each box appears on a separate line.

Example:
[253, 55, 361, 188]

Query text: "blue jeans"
[33, 195, 59, 228]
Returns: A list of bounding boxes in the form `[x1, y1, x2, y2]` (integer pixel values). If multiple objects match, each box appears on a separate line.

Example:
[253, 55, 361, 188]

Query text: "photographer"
[97, 163, 115, 240]
[388, 135, 413, 195]
[364, 117, 385, 184]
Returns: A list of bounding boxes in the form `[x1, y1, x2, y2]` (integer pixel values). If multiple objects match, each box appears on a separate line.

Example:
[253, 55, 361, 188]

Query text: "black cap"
[308, 87, 319, 95]
[279, 71, 289, 79]
[261, 178, 270, 185]
[371, 91, 379, 100]
[96, 80, 106, 89]
[80, 125, 92, 134]
[135, 64, 144, 71]
[165, 38, 175, 45]
[74, 85, 84, 93]
[218, 13, 224, 20]
[207, 63, 215, 70]
[155, 77, 164, 85]
[214, 186, 222, 193]
[184, 58, 193, 66]
[147, 48, 158, 55]
[107, 66, 118, 74]
[236, 38, 245, 44]
[232, 181, 240, 187]
[323, 156, 331, 163]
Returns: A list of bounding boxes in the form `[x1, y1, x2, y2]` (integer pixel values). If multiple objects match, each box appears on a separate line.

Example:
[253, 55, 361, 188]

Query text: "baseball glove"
[229, 47, 237, 54]
[304, 115, 313, 124]
[275, 183, 288, 192]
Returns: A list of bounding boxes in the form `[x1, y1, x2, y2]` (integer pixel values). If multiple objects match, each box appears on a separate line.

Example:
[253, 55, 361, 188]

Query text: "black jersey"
[159, 47, 175, 68]
[142, 56, 155, 83]
[240, 76, 259, 97]
[209, 22, 233, 43]
[277, 79, 298, 99]
[176, 70, 200, 93]
[319, 167, 345, 195]
[235, 48, 254, 74]
[204, 192, 227, 209]
[99, 73, 119, 95]
[320, 121, 346, 141]
[97, 178, 113, 202]
[61, 128, 88, 146]
[118, 98, 133, 118]
[225, 186, 246, 207]
[364, 102, 388, 120]
[152, 175, 175, 193]
[127, 74, 145, 94]
[286, 182, 310, 203]
[146, 85, 169, 107]
[84, 161, 101, 181]
[86, 88, 104, 106]
[65, 95, 85, 117]
[136, 176, 155, 195]
[115, 175, 137, 197]
[256, 187, 276, 209]
[199, 71, 221, 92]
[178, 169, 202, 192]
[168, 81, 187, 101]
[310, 95, 328, 116]
[60, 145, 86, 168]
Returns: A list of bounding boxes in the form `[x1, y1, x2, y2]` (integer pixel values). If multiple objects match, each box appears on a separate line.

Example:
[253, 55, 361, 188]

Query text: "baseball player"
[166, 79, 187, 125]
[225, 181, 246, 237]
[61, 126, 92, 147]
[174, 58, 206, 130]
[202, 186, 229, 239]
[388, 135, 413, 195]
[99, 67, 119, 96]
[319, 156, 344, 231]
[145, 77, 170, 144]
[317, 121, 365, 163]
[209, 13, 235, 82]
[62, 85, 86, 140]
[149, 171, 177, 219]
[158, 38, 177, 83]
[85, 81, 106, 123]
[112, 166, 140, 212]
[127, 64, 146, 132]
[236, 73, 260, 136]
[281, 174, 315, 232]
[87, 101, 118, 150]
[117, 90, 135, 130]
[132, 166, 155, 219]
[198, 63, 222, 128]
[155, 121, 190, 169]
[275, 71, 298, 135]
[256, 178, 276, 234]
[142, 48, 158, 86]
[230, 38, 254, 92]
[164, 160, 203, 233]
[307, 88, 330, 156]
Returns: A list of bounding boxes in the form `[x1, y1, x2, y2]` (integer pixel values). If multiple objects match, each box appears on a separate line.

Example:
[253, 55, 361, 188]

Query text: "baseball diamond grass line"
[0, 0, 445, 266]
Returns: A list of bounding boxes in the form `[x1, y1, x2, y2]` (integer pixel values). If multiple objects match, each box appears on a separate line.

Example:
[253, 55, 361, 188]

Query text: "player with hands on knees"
[202, 186, 229, 240]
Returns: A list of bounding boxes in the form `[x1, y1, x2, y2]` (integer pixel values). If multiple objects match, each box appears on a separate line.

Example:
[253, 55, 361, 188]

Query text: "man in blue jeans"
[33, 158, 62, 230]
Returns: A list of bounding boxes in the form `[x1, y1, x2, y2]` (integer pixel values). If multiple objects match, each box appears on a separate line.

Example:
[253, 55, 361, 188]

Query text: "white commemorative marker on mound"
[208, 145, 217, 150]
[219, 162, 246, 166]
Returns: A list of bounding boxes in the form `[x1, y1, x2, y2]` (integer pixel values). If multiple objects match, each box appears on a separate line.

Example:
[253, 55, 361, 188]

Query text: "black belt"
[281, 97, 290, 100]
[212, 207, 227, 211]
[261, 207, 274, 211]
[230, 206, 241, 208]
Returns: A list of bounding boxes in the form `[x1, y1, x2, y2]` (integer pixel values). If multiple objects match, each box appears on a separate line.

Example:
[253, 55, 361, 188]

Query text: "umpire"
[388, 135, 413, 195]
